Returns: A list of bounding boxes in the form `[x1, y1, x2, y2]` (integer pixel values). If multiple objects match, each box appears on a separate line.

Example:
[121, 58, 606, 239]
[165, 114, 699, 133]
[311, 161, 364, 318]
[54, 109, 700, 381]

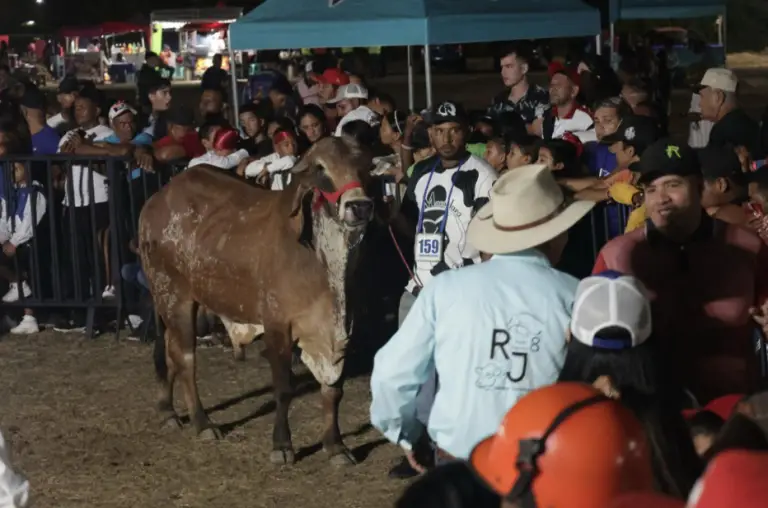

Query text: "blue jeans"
[399, 290, 438, 427]
[121, 263, 149, 291]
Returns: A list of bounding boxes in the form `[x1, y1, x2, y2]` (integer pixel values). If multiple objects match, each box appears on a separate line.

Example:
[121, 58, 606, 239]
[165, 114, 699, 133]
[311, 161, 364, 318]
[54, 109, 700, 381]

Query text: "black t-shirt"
[488, 83, 550, 125]
[238, 136, 273, 158]
[201, 67, 229, 91]
[708, 108, 763, 159]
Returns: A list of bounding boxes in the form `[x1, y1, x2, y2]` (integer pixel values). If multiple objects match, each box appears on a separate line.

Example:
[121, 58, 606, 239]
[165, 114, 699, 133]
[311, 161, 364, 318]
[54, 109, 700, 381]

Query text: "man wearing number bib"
[384, 101, 497, 478]
[371, 164, 595, 472]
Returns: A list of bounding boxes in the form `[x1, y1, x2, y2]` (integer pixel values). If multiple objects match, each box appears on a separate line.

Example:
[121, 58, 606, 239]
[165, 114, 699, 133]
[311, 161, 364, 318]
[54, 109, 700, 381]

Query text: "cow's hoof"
[329, 449, 357, 467]
[198, 427, 223, 441]
[233, 347, 246, 362]
[161, 415, 183, 431]
[270, 449, 296, 465]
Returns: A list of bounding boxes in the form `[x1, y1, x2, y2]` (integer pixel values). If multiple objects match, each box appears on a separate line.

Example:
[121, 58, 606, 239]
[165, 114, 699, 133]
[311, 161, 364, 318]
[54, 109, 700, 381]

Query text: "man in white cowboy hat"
[371, 164, 595, 471]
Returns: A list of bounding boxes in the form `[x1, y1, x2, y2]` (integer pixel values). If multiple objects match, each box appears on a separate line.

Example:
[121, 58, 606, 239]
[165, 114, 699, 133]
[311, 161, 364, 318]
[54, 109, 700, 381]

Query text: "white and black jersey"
[403, 154, 497, 293]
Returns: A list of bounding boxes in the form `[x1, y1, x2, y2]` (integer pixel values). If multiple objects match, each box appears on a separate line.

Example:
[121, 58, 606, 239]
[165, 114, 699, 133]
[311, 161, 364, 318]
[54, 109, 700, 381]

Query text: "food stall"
[150, 7, 242, 81]
[59, 22, 148, 83]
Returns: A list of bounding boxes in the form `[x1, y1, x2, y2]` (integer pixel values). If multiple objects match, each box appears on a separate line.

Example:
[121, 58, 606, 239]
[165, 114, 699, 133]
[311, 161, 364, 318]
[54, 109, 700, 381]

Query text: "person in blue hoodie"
[0, 161, 47, 334]
[582, 97, 633, 242]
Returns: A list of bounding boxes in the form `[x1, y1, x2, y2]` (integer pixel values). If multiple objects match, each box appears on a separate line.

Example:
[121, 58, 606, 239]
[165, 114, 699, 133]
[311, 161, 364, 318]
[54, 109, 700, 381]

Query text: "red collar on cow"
[313, 181, 363, 211]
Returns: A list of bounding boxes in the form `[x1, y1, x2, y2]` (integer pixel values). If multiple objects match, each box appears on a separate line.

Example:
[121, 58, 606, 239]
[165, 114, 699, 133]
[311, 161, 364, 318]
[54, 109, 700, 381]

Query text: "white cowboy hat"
[468, 164, 595, 254]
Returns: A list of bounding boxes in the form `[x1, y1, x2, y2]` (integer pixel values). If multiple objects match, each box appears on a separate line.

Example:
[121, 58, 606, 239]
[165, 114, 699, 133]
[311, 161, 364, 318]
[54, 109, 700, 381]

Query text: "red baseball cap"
[314, 68, 350, 86]
[682, 394, 744, 421]
[548, 61, 581, 88]
[610, 450, 768, 508]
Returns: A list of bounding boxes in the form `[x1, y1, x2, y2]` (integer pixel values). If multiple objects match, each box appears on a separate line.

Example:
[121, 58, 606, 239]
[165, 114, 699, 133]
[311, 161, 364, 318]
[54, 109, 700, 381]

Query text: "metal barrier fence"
[0, 156, 186, 338]
[0, 158, 628, 339]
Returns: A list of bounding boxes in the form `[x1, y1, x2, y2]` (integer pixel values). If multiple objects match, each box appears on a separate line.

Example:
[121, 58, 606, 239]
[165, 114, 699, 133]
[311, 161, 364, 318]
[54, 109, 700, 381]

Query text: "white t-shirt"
[58, 125, 115, 207]
[550, 106, 595, 142]
[406, 154, 498, 293]
[688, 93, 714, 149]
[188, 149, 250, 170]
[334, 105, 379, 137]
[47, 113, 66, 130]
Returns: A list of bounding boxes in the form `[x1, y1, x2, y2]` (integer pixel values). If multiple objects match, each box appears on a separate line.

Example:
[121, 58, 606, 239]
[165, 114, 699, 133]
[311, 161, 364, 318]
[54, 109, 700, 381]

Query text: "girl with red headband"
[239, 128, 299, 190]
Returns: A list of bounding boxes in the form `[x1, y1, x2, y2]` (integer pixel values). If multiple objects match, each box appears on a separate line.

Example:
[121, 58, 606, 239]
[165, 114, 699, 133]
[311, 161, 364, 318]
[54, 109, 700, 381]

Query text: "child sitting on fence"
[0, 162, 47, 332]
[237, 128, 298, 190]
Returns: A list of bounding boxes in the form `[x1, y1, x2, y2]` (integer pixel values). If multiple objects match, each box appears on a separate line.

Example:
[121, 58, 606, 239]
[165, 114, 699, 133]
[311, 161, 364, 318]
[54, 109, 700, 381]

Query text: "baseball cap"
[57, 75, 80, 94]
[610, 450, 768, 508]
[695, 67, 738, 93]
[20, 86, 46, 110]
[697, 145, 743, 181]
[430, 100, 469, 126]
[108, 101, 137, 122]
[682, 394, 744, 420]
[166, 107, 195, 127]
[327, 83, 368, 104]
[637, 139, 702, 185]
[570, 271, 652, 350]
[601, 115, 660, 155]
[314, 68, 350, 87]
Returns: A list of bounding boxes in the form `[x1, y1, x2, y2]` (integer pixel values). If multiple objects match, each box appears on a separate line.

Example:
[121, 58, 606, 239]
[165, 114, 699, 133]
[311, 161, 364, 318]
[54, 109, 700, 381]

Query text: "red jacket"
[593, 216, 768, 402]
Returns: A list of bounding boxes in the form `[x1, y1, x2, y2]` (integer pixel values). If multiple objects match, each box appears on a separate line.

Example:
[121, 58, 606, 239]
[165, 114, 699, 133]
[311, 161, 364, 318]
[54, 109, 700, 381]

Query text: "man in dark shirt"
[201, 54, 229, 93]
[488, 44, 549, 135]
[137, 52, 172, 112]
[238, 102, 273, 158]
[698, 68, 763, 159]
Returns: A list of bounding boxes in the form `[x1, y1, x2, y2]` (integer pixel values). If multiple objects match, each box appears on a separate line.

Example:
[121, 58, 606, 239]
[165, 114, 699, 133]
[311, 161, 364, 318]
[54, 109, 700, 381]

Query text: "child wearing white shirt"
[239, 129, 298, 190]
[188, 126, 250, 170]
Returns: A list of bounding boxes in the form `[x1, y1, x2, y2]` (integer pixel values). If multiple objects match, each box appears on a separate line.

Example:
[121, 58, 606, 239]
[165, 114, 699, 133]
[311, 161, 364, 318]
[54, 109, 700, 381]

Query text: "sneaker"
[2, 282, 31, 303]
[102, 285, 116, 299]
[53, 319, 86, 334]
[10, 315, 39, 335]
[127, 314, 143, 330]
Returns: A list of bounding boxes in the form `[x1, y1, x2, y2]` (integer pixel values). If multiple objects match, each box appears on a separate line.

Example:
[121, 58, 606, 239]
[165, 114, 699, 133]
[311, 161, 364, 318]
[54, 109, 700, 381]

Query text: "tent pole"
[423, 44, 433, 108]
[609, 22, 616, 71]
[226, 27, 240, 130]
[407, 45, 414, 111]
[595, 34, 602, 56]
[721, 13, 727, 56]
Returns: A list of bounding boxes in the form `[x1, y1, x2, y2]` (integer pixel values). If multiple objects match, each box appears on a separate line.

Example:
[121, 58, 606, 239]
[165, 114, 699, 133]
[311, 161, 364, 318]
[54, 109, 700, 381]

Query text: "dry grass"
[0, 332, 406, 508]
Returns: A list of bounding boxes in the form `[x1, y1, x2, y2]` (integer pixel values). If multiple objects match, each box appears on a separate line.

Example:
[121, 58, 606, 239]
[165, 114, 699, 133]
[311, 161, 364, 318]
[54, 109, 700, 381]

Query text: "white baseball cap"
[570, 271, 652, 350]
[108, 101, 137, 122]
[697, 68, 738, 93]
[328, 83, 368, 104]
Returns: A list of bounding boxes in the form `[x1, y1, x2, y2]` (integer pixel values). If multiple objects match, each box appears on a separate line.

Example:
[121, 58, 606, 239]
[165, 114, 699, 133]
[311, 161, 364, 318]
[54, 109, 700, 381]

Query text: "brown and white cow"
[138, 136, 373, 466]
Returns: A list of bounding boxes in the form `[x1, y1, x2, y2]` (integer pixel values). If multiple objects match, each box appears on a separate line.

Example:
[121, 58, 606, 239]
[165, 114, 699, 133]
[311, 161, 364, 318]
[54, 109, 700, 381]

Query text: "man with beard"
[540, 65, 594, 142]
[386, 101, 497, 478]
[593, 140, 768, 404]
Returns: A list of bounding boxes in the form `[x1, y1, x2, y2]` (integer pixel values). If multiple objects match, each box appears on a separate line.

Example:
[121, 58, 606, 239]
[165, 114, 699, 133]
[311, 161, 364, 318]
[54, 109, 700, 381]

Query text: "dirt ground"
[0, 330, 406, 508]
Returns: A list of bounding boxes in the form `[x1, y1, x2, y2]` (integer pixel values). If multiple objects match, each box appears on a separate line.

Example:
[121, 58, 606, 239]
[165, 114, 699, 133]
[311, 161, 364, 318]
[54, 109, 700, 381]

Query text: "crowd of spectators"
[3, 41, 768, 507]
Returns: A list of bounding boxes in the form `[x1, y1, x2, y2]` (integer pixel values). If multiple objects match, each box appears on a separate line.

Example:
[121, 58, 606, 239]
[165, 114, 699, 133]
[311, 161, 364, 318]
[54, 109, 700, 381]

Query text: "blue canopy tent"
[228, 0, 601, 111]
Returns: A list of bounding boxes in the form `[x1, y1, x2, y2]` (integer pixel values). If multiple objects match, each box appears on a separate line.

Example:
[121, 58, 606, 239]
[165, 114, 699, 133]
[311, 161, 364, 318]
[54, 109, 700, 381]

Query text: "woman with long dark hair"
[559, 271, 703, 499]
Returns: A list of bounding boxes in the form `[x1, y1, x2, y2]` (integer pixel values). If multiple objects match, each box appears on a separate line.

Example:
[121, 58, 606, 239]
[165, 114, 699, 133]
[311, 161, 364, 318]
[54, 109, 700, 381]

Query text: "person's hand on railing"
[236, 157, 256, 178]
[256, 167, 271, 187]
[135, 151, 154, 173]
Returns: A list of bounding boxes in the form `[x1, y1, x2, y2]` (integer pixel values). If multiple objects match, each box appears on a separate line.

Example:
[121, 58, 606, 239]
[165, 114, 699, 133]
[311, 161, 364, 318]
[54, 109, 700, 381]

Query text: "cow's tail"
[153, 312, 168, 382]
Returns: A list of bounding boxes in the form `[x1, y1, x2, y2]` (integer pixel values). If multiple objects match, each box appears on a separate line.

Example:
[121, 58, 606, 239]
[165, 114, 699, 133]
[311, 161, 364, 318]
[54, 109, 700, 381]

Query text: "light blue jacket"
[370, 250, 578, 459]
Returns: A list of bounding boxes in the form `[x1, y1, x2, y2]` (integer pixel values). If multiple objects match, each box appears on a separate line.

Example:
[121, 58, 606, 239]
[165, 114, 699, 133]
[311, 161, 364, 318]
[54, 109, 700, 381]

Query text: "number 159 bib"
[415, 233, 444, 263]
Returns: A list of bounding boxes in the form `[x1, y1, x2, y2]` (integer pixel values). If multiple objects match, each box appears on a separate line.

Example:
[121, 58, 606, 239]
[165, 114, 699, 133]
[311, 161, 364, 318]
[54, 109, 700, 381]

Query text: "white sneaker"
[127, 314, 143, 329]
[11, 315, 39, 334]
[2, 282, 31, 303]
[102, 285, 116, 299]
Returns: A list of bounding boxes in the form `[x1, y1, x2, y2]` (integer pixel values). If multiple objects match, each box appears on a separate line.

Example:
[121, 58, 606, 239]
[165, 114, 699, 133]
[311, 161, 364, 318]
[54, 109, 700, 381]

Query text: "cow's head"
[289, 136, 373, 229]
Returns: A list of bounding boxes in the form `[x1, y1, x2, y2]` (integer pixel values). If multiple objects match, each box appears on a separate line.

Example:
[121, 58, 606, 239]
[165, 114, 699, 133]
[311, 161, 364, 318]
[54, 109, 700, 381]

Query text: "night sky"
[1, 0, 257, 34]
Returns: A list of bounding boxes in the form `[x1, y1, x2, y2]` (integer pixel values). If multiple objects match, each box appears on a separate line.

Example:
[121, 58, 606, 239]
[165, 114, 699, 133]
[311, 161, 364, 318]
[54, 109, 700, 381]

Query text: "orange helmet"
[470, 382, 654, 508]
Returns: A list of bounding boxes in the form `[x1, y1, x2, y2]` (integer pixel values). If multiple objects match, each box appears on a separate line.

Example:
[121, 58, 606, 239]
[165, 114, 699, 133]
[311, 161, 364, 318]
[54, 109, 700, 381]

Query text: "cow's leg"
[169, 300, 221, 440]
[262, 327, 295, 465]
[155, 328, 182, 429]
[322, 381, 357, 466]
